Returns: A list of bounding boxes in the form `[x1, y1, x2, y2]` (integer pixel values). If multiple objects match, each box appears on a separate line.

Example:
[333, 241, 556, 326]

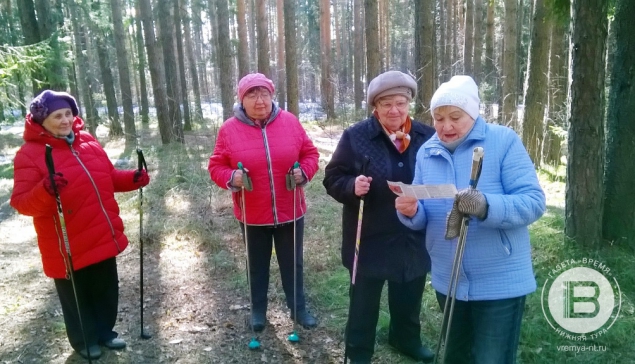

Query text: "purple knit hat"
[237, 73, 275, 102]
[29, 90, 79, 124]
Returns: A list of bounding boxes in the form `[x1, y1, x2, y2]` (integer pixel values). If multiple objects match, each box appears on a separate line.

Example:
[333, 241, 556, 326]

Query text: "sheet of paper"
[387, 181, 457, 199]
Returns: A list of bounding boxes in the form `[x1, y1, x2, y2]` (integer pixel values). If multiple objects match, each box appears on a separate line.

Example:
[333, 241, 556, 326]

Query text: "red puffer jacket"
[10, 115, 138, 278]
[208, 105, 319, 225]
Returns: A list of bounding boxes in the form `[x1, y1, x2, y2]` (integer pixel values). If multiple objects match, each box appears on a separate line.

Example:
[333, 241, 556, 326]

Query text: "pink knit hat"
[237, 73, 275, 102]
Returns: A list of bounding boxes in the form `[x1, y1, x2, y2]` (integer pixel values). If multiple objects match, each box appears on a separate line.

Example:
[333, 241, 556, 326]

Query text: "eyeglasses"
[244, 92, 272, 101]
[376, 101, 410, 111]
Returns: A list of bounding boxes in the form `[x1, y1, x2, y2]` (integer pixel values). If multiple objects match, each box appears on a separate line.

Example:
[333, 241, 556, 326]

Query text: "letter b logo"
[547, 267, 614, 333]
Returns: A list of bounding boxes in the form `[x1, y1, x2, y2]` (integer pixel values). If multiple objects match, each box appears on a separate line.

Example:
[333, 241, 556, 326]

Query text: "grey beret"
[367, 71, 417, 108]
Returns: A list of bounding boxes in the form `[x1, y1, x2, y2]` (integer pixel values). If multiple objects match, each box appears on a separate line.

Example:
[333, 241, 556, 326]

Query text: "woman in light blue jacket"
[396, 75, 546, 364]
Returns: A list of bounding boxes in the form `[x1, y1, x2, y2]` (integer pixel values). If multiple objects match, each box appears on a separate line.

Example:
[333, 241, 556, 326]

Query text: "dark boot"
[291, 309, 317, 328]
[388, 338, 434, 363]
[250, 309, 266, 332]
[77, 344, 102, 360]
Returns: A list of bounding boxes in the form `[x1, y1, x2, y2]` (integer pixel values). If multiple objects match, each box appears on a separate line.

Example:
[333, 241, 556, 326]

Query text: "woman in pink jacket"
[10, 90, 150, 360]
[208, 73, 319, 332]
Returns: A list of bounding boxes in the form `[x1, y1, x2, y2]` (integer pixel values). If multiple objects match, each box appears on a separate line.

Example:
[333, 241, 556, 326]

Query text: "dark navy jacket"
[323, 116, 435, 282]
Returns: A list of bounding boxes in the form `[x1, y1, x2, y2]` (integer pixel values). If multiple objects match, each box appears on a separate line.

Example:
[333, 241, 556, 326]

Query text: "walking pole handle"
[136, 148, 148, 173]
[45, 145, 60, 196]
[469, 147, 484, 189]
[237, 162, 253, 191]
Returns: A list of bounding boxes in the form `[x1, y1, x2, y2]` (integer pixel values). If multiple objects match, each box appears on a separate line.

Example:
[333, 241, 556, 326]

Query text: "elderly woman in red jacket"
[10, 90, 150, 360]
[208, 73, 319, 332]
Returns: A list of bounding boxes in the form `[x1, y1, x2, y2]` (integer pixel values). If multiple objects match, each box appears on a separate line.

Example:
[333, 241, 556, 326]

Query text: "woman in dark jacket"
[323, 71, 435, 364]
[10, 90, 150, 360]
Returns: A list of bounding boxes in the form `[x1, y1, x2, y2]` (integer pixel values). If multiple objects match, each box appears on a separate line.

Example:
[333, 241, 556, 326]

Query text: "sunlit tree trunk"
[464, 0, 474, 75]
[522, 0, 550, 166]
[320, 0, 335, 119]
[134, 1, 150, 124]
[283, 0, 299, 116]
[70, 1, 100, 135]
[158, 0, 184, 142]
[216, 0, 235, 121]
[183, 0, 203, 122]
[275, 0, 286, 109]
[365, 0, 380, 92]
[110, 0, 136, 141]
[138, 0, 172, 144]
[92, 29, 123, 137]
[502, 0, 519, 129]
[174, 0, 191, 131]
[473, 0, 484, 84]
[353, 0, 363, 111]
[236, 0, 249, 78]
[256, 0, 271, 77]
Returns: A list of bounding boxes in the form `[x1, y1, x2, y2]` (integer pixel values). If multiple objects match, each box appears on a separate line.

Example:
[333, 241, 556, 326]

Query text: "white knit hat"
[430, 75, 480, 120]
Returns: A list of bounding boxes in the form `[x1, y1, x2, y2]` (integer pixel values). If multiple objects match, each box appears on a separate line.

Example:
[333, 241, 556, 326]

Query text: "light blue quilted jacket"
[399, 116, 546, 301]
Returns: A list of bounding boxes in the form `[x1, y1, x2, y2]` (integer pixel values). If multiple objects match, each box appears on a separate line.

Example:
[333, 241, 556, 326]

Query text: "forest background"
[0, 0, 634, 362]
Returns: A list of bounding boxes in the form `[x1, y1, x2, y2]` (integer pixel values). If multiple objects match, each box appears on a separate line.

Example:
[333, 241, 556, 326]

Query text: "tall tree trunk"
[110, 0, 137, 141]
[283, 0, 299, 116]
[603, 0, 635, 244]
[484, 0, 496, 99]
[502, 0, 519, 129]
[353, 0, 363, 111]
[174, 0, 191, 131]
[183, 0, 203, 122]
[275, 0, 286, 109]
[192, 2, 209, 102]
[236, 0, 249, 78]
[464, 0, 474, 75]
[566, 0, 608, 247]
[248, 0, 257, 71]
[138, 0, 172, 144]
[158, 0, 184, 142]
[69, 0, 99, 135]
[414, 0, 434, 124]
[134, 0, 150, 124]
[473, 0, 484, 84]
[522, 0, 550, 166]
[93, 30, 123, 136]
[364, 0, 380, 94]
[216, 0, 235, 121]
[544, 15, 569, 165]
[256, 0, 271, 77]
[319, 0, 335, 119]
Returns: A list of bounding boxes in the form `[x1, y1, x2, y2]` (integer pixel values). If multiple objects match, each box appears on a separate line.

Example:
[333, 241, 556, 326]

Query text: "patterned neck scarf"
[374, 111, 412, 153]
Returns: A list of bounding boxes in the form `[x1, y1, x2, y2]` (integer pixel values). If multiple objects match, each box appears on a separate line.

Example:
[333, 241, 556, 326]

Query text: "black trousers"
[54, 257, 119, 351]
[346, 273, 427, 361]
[240, 217, 306, 314]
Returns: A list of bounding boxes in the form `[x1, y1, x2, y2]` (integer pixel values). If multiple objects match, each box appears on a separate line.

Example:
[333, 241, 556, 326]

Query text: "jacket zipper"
[53, 215, 72, 279]
[260, 126, 278, 225]
[70, 145, 122, 252]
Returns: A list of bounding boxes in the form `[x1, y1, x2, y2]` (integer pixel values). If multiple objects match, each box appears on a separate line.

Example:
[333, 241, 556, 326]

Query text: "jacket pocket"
[498, 229, 512, 256]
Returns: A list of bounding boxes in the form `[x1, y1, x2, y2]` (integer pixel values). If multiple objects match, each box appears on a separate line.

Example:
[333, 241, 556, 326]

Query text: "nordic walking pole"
[136, 148, 152, 340]
[435, 147, 484, 364]
[287, 162, 300, 343]
[343, 156, 370, 364]
[238, 162, 259, 350]
[45, 145, 92, 364]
